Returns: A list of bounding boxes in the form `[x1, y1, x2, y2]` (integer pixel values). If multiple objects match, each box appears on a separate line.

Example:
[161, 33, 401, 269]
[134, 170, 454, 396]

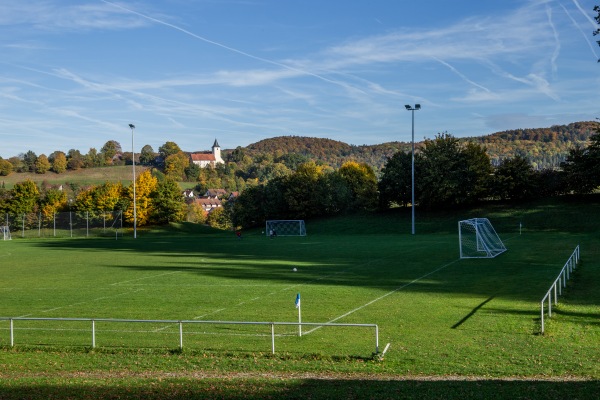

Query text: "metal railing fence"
[0, 316, 379, 355]
[3, 211, 123, 239]
[540, 245, 580, 334]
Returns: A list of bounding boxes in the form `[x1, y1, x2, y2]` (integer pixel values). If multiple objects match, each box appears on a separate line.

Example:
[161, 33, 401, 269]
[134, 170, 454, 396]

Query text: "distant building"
[190, 139, 224, 168]
[204, 189, 227, 199]
[195, 197, 222, 213]
[182, 189, 195, 199]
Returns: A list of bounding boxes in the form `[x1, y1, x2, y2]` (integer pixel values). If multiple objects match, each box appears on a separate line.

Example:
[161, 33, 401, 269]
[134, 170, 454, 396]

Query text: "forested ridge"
[240, 121, 597, 171]
[470, 121, 596, 169]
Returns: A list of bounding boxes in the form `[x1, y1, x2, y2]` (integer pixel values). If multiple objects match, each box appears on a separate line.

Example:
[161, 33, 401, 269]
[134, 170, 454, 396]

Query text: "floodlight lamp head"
[129, 124, 135, 129]
[415, 104, 421, 110]
[404, 105, 411, 110]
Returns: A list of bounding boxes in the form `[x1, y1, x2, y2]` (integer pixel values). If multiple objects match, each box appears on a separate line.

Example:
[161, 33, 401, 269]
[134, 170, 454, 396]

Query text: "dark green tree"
[378, 151, 415, 208]
[100, 140, 122, 164]
[491, 155, 535, 200]
[561, 130, 600, 194]
[22, 150, 38, 172]
[152, 178, 186, 224]
[158, 141, 182, 158]
[67, 149, 84, 170]
[417, 133, 490, 208]
[139, 145, 156, 166]
[231, 184, 267, 228]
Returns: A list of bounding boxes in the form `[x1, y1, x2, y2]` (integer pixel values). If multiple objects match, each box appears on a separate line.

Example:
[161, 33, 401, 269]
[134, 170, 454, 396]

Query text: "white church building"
[190, 139, 224, 168]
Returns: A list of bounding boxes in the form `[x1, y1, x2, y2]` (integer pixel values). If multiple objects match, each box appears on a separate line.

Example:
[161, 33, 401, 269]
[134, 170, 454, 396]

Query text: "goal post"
[1, 226, 11, 241]
[458, 218, 506, 258]
[265, 220, 306, 237]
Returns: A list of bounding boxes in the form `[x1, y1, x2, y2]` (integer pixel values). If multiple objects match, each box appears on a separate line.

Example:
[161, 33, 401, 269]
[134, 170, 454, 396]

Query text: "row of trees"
[231, 129, 600, 229]
[231, 161, 377, 227]
[2, 128, 599, 231]
[0, 171, 207, 228]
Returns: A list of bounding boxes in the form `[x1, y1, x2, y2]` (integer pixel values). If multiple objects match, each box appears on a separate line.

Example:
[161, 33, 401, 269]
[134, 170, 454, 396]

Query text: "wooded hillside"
[239, 121, 597, 171]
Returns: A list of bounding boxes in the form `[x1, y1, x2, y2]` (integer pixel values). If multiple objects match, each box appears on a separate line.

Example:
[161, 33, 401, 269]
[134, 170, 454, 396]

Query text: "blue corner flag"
[295, 293, 301, 309]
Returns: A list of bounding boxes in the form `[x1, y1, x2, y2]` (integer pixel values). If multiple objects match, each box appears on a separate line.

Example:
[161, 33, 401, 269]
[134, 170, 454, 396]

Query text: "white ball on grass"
[293, 267, 297, 272]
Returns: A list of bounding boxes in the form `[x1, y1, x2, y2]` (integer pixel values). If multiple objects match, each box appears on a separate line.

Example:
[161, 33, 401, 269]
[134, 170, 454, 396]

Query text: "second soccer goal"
[458, 218, 506, 258]
[265, 220, 306, 237]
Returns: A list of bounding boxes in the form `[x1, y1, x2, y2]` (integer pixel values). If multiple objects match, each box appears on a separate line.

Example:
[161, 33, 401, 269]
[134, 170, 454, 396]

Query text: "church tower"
[212, 139, 223, 164]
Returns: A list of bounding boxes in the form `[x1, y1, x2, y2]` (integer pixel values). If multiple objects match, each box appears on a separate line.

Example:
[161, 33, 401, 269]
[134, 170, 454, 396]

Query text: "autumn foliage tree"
[50, 151, 67, 174]
[124, 170, 158, 226]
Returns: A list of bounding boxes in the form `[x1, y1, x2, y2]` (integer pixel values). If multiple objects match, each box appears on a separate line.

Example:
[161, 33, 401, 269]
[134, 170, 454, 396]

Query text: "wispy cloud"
[0, 2, 148, 31]
[562, 0, 599, 60]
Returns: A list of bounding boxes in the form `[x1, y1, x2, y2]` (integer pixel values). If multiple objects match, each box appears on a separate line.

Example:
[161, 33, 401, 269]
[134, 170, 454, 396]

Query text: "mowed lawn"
[0, 197, 600, 399]
[0, 197, 599, 398]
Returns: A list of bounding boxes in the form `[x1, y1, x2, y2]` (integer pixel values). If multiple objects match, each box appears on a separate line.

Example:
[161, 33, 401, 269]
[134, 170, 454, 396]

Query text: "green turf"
[1, 197, 599, 398]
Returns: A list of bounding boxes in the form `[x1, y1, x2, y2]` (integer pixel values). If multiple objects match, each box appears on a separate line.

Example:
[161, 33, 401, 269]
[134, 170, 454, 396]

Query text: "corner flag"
[295, 293, 302, 337]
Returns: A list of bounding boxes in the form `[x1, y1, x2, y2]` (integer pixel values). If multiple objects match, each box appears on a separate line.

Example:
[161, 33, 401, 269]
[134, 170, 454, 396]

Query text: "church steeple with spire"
[212, 138, 223, 164]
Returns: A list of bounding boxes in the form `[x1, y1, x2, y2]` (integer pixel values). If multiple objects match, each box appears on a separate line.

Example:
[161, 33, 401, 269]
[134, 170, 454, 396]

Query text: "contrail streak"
[100, 0, 362, 92]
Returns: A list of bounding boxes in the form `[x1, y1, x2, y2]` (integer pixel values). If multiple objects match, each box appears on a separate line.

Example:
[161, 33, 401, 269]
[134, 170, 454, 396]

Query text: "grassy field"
[1, 196, 599, 398]
[1, 166, 149, 189]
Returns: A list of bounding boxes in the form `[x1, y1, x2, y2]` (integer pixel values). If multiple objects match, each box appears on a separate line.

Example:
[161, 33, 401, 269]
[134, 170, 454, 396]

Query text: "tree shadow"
[2, 378, 599, 399]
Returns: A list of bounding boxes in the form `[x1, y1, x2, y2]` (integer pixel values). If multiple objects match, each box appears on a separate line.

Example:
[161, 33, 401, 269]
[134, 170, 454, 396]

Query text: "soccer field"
[1, 202, 599, 378]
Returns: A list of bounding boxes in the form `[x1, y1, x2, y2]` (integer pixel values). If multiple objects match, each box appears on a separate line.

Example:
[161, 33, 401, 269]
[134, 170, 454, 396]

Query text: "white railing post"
[10, 318, 14, 347]
[375, 324, 379, 354]
[179, 322, 183, 350]
[271, 323, 275, 354]
[540, 301, 545, 334]
[92, 320, 96, 348]
[558, 277, 562, 296]
[547, 293, 552, 317]
[553, 283, 558, 306]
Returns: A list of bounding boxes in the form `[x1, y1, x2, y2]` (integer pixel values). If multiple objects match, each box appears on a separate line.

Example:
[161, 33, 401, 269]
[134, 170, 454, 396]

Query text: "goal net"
[458, 218, 506, 258]
[265, 220, 306, 237]
[1, 226, 11, 240]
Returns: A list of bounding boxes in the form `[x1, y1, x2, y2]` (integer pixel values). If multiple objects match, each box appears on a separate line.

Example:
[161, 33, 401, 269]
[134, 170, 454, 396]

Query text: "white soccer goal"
[458, 218, 506, 258]
[266, 220, 306, 237]
[1, 226, 11, 241]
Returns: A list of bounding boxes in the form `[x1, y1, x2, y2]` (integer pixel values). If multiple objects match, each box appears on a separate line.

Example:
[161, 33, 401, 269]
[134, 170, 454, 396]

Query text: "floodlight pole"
[405, 104, 421, 235]
[129, 124, 137, 239]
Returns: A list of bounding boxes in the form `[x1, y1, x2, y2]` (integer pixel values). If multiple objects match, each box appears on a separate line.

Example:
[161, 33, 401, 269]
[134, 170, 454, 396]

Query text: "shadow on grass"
[1, 378, 599, 399]
[452, 296, 495, 329]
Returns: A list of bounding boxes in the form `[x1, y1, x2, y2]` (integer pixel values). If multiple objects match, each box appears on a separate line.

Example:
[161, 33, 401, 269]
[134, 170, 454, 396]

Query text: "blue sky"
[1, 0, 599, 158]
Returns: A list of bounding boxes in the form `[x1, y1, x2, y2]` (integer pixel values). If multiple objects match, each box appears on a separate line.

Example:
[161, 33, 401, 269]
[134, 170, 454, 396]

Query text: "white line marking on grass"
[193, 308, 226, 320]
[304, 259, 461, 335]
[17, 289, 146, 318]
[153, 308, 228, 332]
[110, 271, 182, 286]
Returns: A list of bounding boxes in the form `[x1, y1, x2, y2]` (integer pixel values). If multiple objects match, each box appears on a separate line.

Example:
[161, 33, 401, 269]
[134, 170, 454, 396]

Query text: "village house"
[195, 197, 222, 213]
[204, 189, 227, 199]
[182, 189, 195, 199]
